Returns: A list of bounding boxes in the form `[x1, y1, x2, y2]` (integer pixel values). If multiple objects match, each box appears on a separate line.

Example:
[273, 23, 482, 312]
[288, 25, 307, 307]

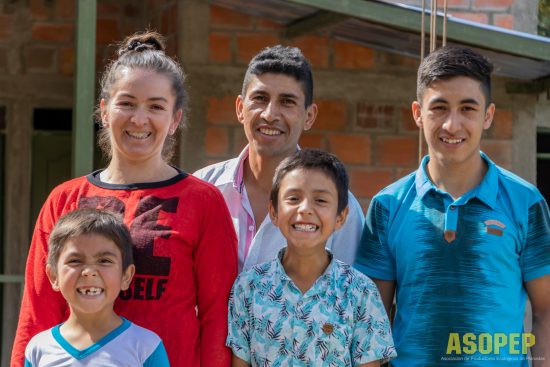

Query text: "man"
[355, 46, 550, 366]
[195, 45, 364, 271]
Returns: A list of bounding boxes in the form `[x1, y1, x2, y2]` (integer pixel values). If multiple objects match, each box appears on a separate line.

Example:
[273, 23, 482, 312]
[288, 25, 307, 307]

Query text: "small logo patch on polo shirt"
[484, 219, 505, 236]
[444, 230, 456, 243]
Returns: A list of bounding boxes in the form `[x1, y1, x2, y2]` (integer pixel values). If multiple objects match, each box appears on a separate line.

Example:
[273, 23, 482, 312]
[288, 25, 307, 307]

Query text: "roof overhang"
[210, 0, 550, 89]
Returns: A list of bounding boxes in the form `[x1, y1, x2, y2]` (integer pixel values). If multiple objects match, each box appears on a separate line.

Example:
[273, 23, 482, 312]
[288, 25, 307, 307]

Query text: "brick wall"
[6, 0, 149, 79]
[16, 0, 178, 81]
[387, 0, 535, 31]
[0, 0, 516, 211]
[203, 4, 515, 211]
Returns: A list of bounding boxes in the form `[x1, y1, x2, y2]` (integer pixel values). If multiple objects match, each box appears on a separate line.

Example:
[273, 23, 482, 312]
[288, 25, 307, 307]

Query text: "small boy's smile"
[292, 223, 318, 232]
[76, 287, 104, 296]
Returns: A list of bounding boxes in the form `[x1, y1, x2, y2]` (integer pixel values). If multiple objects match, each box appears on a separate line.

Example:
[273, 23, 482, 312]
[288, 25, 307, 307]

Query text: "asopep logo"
[446, 333, 535, 355]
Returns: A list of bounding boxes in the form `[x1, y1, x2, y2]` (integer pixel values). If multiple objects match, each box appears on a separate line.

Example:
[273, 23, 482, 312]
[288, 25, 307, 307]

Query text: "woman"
[11, 31, 237, 367]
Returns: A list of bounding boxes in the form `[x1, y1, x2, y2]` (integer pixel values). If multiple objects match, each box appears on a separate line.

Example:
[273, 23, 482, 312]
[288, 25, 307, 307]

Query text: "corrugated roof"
[210, 0, 550, 81]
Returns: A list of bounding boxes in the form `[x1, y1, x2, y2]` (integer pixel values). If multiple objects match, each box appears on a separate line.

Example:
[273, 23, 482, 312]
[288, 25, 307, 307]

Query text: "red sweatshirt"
[11, 170, 238, 367]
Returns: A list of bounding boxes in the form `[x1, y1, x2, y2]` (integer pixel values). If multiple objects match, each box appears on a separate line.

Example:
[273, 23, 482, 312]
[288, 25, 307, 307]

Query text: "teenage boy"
[355, 46, 550, 366]
[227, 149, 396, 366]
[195, 45, 364, 271]
[24, 208, 169, 366]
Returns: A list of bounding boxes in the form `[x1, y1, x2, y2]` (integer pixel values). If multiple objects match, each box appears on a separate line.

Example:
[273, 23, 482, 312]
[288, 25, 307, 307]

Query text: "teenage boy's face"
[269, 168, 348, 251]
[237, 73, 317, 159]
[412, 76, 495, 169]
[46, 233, 135, 319]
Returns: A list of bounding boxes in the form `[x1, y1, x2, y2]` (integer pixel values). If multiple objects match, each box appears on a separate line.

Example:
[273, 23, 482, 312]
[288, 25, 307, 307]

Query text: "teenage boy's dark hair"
[270, 149, 349, 214]
[48, 208, 134, 272]
[417, 46, 493, 105]
[242, 45, 314, 107]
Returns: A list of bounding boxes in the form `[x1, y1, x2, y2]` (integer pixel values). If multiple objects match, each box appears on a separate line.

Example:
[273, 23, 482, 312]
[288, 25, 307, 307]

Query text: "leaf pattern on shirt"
[227, 252, 397, 366]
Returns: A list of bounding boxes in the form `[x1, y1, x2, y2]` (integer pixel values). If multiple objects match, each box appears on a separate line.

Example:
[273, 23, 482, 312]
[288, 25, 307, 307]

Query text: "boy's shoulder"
[25, 326, 56, 351]
[235, 260, 279, 288]
[332, 259, 380, 293]
[24, 326, 61, 364]
[124, 321, 162, 345]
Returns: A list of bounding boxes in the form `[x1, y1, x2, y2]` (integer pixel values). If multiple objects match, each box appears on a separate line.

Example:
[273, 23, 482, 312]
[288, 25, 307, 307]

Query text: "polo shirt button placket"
[444, 203, 459, 243]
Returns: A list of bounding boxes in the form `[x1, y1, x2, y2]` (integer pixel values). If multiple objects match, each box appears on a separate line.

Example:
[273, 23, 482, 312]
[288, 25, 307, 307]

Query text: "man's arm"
[371, 278, 396, 320]
[526, 274, 550, 367]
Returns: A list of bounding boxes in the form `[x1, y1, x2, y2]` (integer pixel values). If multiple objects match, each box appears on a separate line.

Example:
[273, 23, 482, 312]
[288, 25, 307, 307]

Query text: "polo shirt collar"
[476, 151, 498, 209]
[414, 151, 498, 209]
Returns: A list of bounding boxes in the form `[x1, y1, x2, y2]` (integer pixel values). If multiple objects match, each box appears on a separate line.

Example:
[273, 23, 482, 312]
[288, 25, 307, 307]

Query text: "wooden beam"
[285, 10, 349, 38]
[506, 77, 550, 94]
[72, 0, 97, 177]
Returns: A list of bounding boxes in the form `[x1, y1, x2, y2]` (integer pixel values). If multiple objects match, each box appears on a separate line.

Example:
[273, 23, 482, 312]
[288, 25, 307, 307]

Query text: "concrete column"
[177, 0, 211, 171]
[512, 95, 537, 184]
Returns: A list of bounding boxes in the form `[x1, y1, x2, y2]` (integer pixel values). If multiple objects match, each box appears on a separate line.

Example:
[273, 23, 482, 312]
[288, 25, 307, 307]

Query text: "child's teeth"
[294, 224, 317, 232]
[79, 287, 102, 295]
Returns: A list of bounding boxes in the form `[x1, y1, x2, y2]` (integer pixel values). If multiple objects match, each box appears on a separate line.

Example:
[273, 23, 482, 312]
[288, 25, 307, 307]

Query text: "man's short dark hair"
[242, 45, 314, 107]
[270, 149, 349, 214]
[48, 208, 134, 272]
[417, 46, 493, 105]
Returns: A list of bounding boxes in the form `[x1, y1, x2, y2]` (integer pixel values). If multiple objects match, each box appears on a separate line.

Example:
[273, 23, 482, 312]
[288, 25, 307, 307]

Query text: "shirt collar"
[226, 144, 302, 194]
[275, 247, 336, 292]
[475, 151, 498, 209]
[414, 151, 498, 209]
[232, 146, 250, 193]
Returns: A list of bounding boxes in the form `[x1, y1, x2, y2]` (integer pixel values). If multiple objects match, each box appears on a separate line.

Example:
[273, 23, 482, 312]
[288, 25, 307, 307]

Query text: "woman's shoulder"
[43, 175, 91, 206]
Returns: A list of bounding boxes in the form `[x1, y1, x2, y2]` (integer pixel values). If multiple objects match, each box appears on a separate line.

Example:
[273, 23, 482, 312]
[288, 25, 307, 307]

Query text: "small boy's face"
[46, 233, 135, 318]
[269, 168, 348, 250]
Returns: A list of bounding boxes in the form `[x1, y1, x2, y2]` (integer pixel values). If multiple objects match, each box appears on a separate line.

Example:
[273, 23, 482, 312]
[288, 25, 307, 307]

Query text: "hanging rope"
[421, 0, 426, 61]
[418, 0, 448, 163]
[443, 0, 448, 46]
[430, 0, 437, 52]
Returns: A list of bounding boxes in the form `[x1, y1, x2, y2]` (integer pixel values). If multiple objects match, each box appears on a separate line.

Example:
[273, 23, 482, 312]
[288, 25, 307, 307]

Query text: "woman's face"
[100, 68, 182, 165]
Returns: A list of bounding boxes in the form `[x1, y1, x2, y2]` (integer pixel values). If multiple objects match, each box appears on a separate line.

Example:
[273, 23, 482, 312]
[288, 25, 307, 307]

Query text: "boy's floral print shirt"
[227, 249, 397, 366]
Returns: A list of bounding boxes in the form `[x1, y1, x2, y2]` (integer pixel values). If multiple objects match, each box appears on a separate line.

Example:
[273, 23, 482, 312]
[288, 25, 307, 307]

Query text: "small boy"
[24, 208, 170, 367]
[227, 149, 396, 367]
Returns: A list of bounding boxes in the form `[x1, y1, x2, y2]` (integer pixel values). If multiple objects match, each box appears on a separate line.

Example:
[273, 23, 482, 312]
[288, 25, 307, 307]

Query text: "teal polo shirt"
[355, 152, 550, 367]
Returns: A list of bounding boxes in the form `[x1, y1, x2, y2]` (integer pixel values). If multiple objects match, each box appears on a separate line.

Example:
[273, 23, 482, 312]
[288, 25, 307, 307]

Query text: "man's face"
[412, 76, 495, 169]
[237, 73, 317, 158]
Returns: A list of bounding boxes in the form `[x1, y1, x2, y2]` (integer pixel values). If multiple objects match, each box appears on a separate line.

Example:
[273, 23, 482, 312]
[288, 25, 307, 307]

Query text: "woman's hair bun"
[118, 31, 166, 56]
